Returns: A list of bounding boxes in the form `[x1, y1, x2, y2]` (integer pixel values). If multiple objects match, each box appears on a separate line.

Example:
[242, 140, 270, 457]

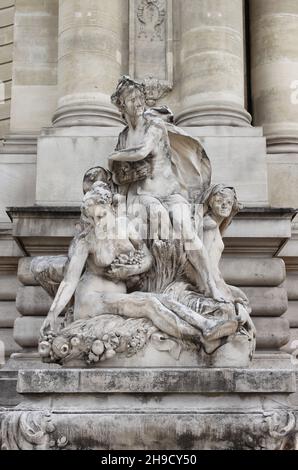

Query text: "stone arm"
[40, 240, 89, 336]
[108, 124, 160, 163]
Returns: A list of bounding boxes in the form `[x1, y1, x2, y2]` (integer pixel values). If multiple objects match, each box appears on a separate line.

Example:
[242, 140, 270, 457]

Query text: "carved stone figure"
[35, 75, 256, 367]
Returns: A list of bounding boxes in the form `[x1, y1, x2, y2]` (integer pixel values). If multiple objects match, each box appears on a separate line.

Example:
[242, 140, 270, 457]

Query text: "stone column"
[176, 0, 251, 126]
[52, 0, 127, 127]
[250, 0, 298, 153]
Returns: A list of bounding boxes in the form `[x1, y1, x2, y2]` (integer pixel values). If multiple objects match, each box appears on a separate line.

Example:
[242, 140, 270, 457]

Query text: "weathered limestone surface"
[0, 328, 21, 356]
[13, 317, 43, 348]
[17, 368, 296, 394]
[11, 306, 289, 353]
[177, 0, 250, 126]
[282, 328, 298, 356]
[17, 257, 38, 286]
[18, 256, 287, 288]
[243, 286, 288, 317]
[267, 154, 298, 208]
[10, 0, 59, 132]
[0, 154, 36, 224]
[0, 1, 14, 137]
[16, 286, 52, 316]
[0, 274, 18, 300]
[253, 317, 290, 350]
[284, 302, 298, 328]
[14, 284, 289, 319]
[250, 0, 298, 208]
[52, 0, 128, 127]
[0, 302, 19, 327]
[0, 371, 19, 407]
[36, 127, 268, 207]
[0, 368, 294, 450]
[286, 273, 298, 300]
[220, 258, 285, 287]
[250, 0, 298, 154]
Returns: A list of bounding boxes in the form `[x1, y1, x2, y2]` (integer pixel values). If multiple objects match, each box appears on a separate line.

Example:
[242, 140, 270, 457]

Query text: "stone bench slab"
[17, 368, 296, 395]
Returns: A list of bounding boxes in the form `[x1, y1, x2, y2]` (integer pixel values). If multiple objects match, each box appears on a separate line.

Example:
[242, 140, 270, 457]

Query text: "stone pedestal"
[0, 368, 297, 450]
[35, 126, 267, 206]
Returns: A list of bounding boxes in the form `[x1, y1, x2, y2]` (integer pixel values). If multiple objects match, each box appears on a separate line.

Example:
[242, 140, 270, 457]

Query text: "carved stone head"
[111, 75, 146, 119]
[81, 182, 114, 229]
[201, 184, 241, 234]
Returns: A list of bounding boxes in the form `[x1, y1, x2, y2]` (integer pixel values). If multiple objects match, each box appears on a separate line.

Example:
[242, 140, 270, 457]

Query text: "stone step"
[17, 368, 296, 394]
[220, 257, 285, 287]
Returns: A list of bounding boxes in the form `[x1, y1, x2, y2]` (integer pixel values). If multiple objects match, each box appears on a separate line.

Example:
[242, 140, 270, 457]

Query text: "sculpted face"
[210, 190, 234, 219]
[85, 202, 114, 228]
[122, 88, 146, 119]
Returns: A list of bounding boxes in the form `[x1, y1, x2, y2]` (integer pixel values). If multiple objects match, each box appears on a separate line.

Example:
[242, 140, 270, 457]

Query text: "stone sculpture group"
[33, 76, 256, 367]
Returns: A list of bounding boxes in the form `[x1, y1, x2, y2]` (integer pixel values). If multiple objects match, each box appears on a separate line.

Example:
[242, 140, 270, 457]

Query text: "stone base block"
[16, 286, 52, 316]
[0, 302, 19, 327]
[282, 329, 298, 358]
[0, 274, 18, 301]
[284, 302, 298, 327]
[220, 258, 285, 287]
[254, 317, 290, 349]
[17, 257, 38, 286]
[0, 368, 297, 450]
[0, 328, 22, 357]
[286, 274, 298, 300]
[0, 371, 20, 407]
[13, 317, 44, 348]
[243, 286, 288, 317]
[35, 127, 268, 207]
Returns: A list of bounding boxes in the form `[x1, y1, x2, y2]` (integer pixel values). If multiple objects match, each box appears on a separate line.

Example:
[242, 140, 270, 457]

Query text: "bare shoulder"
[203, 215, 217, 231]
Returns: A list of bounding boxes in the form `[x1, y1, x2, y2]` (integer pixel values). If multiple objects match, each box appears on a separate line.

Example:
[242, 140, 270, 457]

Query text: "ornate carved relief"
[130, 0, 173, 105]
[1, 411, 68, 451]
[137, 0, 166, 41]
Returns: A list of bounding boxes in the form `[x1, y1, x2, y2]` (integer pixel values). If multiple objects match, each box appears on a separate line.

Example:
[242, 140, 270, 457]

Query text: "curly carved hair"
[111, 75, 146, 112]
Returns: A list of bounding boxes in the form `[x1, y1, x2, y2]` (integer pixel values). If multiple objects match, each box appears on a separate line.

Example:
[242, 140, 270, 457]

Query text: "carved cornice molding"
[0, 133, 38, 155]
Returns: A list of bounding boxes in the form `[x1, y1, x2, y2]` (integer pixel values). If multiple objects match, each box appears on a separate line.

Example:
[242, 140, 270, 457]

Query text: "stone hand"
[106, 263, 139, 281]
[210, 286, 230, 303]
[40, 312, 57, 338]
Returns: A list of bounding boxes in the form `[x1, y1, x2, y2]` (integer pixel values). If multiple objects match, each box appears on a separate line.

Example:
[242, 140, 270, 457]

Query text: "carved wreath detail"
[137, 0, 166, 41]
[1, 411, 68, 450]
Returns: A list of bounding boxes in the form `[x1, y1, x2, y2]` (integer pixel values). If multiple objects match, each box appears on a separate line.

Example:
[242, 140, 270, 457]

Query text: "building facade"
[0, 0, 297, 436]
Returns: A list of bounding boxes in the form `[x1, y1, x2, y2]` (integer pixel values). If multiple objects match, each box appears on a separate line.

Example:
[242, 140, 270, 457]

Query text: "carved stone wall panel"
[129, 0, 173, 104]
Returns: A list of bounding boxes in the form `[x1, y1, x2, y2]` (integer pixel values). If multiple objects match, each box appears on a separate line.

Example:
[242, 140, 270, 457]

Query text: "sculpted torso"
[123, 119, 181, 199]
